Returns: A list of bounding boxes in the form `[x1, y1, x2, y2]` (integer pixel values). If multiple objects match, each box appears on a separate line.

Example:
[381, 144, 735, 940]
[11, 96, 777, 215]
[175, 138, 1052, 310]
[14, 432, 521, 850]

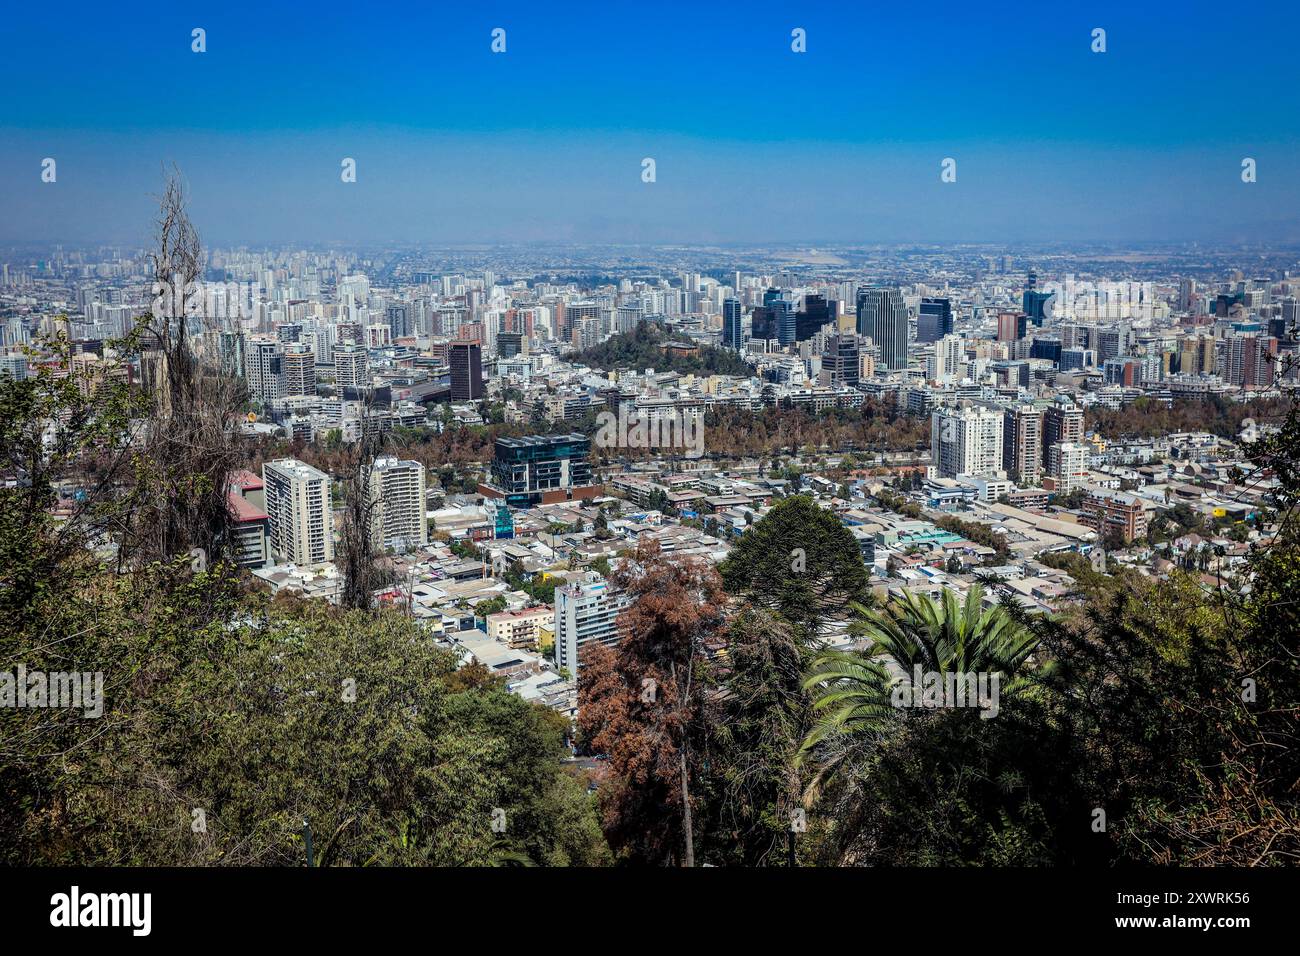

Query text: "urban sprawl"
[3, 242, 1294, 721]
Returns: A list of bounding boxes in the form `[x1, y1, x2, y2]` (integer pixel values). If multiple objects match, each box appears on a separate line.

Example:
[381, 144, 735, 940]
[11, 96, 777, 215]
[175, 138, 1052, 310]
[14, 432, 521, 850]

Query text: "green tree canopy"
[720, 495, 871, 638]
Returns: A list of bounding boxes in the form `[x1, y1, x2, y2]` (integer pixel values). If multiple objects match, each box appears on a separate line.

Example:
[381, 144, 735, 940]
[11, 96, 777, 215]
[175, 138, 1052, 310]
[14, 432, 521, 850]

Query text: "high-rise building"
[795, 294, 836, 342]
[385, 304, 411, 339]
[0, 352, 29, 381]
[1046, 441, 1089, 495]
[722, 297, 744, 351]
[340, 274, 371, 310]
[449, 340, 484, 400]
[1222, 334, 1277, 388]
[927, 334, 964, 384]
[1029, 336, 1062, 363]
[336, 321, 365, 347]
[997, 311, 1028, 343]
[560, 302, 600, 342]
[857, 288, 908, 370]
[773, 299, 796, 347]
[1097, 326, 1131, 364]
[1177, 335, 1216, 375]
[1002, 404, 1043, 483]
[1059, 347, 1096, 371]
[1042, 398, 1084, 469]
[245, 338, 284, 405]
[931, 405, 1005, 479]
[750, 305, 777, 341]
[282, 346, 316, 397]
[1022, 273, 1054, 326]
[497, 331, 524, 358]
[207, 329, 246, 380]
[1059, 323, 1091, 350]
[820, 334, 861, 388]
[262, 458, 334, 566]
[991, 359, 1031, 388]
[333, 344, 368, 391]
[917, 297, 954, 343]
[1103, 357, 1143, 386]
[554, 572, 628, 673]
[1281, 297, 1298, 335]
[368, 456, 427, 552]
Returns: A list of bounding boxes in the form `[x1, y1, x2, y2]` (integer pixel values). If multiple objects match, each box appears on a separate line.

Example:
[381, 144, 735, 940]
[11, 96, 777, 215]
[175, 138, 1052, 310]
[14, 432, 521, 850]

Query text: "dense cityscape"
[3, 220, 1297, 875]
[2, 2, 1297, 938]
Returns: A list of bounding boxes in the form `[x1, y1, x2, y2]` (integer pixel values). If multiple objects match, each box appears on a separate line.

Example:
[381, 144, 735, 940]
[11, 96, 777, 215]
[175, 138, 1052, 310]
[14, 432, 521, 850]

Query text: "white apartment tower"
[368, 456, 428, 552]
[262, 458, 334, 566]
[245, 337, 285, 405]
[1047, 441, 1090, 495]
[554, 573, 627, 674]
[927, 334, 965, 384]
[931, 405, 1005, 479]
[334, 344, 368, 390]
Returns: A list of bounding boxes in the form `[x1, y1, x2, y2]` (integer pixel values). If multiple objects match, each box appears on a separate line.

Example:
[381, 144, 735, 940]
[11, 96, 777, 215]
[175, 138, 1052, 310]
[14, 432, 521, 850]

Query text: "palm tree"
[799, 585, 1040, 798]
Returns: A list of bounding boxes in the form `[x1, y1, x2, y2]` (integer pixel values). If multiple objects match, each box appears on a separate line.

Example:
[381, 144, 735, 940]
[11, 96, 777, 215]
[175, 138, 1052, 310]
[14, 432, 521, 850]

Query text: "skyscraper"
[385, 304, 411, 339]
[750, 306, 776, 341]
[1222, 334, 1277, 388]
[1022, 273, 1054, 326]
[927, 334, 964, 384]
[282, 346, 316, 397]
[997, 311, 1028, 343]
[722, 297, 744, 351]
[449, 340, 484, 400]
[497, 331, 524, 358]
[795, 294, 836, 342]
[820, 334, 861, 388]
[333, 344, 368, 391]
[1281, 297, 1298, 336]
[1046, 441, 1089, 494]
[1097, 325, 1131, 364]
[245, 338, 284, 405]
[857, 288, 908, 370]
[917, 297, 954, 343]
[773, 299, 796, 347]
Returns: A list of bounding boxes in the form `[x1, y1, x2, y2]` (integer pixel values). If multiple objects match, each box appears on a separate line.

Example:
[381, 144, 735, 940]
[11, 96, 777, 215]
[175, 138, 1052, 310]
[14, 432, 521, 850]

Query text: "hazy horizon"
[4, 0, 1298, 245]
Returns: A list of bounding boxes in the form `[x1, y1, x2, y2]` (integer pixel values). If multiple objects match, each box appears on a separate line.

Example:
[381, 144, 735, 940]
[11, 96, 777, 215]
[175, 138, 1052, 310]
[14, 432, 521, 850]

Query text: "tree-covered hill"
[570, 320, 753, 377]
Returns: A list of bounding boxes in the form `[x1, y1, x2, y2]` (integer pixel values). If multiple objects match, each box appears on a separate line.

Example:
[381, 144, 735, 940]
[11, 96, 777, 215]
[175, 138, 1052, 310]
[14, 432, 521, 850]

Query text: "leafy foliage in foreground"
[0, 564, 609, 866]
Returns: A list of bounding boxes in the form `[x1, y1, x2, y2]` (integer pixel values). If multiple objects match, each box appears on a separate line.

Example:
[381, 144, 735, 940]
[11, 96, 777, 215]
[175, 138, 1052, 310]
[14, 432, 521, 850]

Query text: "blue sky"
[3, 0, 1298, 244]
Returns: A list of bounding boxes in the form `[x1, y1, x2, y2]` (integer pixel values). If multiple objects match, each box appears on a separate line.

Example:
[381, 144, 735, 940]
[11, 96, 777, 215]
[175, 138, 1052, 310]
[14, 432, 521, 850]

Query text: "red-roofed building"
[231, 469, 265, 497]
[228, 471, 269, 568]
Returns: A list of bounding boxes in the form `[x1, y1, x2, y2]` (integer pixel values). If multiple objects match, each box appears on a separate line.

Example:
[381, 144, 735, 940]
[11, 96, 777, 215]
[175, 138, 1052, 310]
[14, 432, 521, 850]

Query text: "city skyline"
[3, 0, 1298, 906]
